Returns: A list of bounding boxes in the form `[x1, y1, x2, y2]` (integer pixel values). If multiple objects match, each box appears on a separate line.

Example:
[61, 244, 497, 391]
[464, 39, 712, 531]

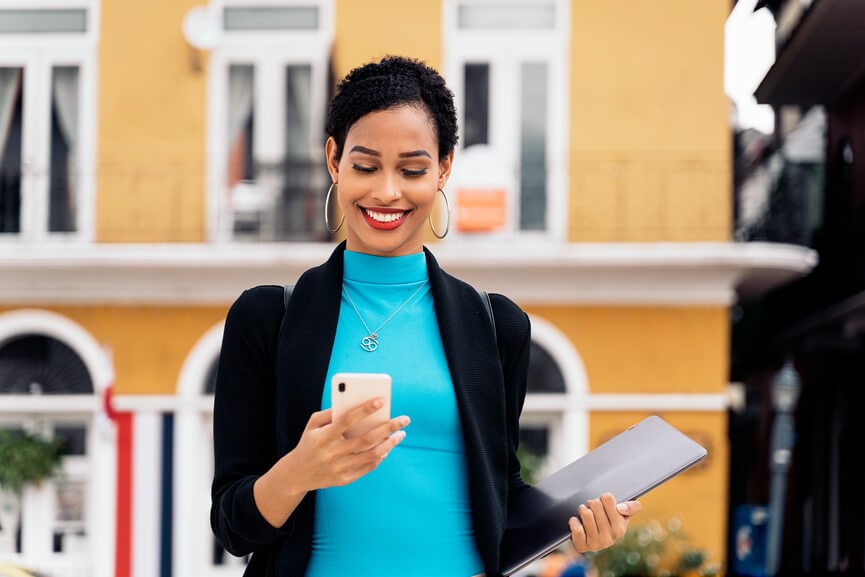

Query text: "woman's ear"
[325, 137, 340, 182]
[438, 150, 455, 189]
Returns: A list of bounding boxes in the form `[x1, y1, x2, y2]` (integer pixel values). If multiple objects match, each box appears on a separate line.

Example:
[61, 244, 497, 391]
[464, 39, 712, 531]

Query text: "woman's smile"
[361, 206, 412, 229]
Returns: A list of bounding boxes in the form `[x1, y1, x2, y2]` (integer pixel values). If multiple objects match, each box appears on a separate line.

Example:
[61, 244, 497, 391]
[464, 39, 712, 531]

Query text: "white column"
[132, 412, 163, 577]
[173, 407, 211, 577]
[21, 482, 54, 560]
[91, 413, 117, 577]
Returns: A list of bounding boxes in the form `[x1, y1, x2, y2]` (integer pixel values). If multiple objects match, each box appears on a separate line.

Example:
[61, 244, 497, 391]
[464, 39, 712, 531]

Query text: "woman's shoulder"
[486, 292, 525, 317]
[433, 259, 529, 331]
[486, 292, 530, 335]
[227, 284, 285, 324]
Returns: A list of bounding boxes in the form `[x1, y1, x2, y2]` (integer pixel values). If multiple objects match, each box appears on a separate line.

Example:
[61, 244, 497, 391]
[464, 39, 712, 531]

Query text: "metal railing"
[2, 153, 826, 246]
[734, 153, 824, 248]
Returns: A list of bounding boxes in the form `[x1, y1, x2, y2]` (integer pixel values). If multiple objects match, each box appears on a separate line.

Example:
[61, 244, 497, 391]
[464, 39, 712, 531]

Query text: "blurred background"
[0, 0, 862, 576]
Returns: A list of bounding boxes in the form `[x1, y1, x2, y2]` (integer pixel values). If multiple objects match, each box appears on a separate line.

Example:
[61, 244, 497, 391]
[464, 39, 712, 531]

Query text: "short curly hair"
[325, 55, 458, 162]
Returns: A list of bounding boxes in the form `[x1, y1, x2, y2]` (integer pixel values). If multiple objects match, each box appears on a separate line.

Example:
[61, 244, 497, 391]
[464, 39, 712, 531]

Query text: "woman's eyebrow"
[399, 150, 432, 159]
[349, 145, 379, 156]
[347, 145, 431, 159]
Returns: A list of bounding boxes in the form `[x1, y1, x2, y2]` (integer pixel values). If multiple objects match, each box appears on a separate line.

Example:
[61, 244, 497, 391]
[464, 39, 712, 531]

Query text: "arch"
[528, 314, 589, 397]
[177, 320, 225, 397]
[0, 308, 115, 577]
[522, 314, 590, 467]
[173, 320, 225, 577]
[0, 309, 113, 393]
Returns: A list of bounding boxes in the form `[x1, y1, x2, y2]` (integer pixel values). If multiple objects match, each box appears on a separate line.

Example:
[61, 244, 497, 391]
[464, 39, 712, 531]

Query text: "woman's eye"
[403, 168, 428, 177]
[352, 164, 376, 173]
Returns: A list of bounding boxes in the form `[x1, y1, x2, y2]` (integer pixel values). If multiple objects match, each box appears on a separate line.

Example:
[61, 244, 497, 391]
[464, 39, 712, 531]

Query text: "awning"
[755, 0, 865, 107]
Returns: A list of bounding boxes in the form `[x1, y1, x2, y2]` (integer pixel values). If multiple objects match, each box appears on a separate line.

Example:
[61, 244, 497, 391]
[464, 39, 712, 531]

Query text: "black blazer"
[211, 242, 532, 577]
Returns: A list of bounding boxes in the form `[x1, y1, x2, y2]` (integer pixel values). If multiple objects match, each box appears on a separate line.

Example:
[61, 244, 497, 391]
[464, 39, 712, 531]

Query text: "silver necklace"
[342, 280, 429, 352]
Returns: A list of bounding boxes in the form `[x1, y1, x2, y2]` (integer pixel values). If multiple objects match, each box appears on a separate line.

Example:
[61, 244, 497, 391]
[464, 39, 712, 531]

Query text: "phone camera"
[338, 382, 346, 392]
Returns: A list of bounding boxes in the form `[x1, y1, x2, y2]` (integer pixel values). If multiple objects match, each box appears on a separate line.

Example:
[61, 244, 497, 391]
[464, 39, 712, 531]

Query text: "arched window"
[518, 316, 591, 481]
[0, 333, 93, 565]
[0, 334, 93, 394]
[174, 319, 252, 577]
[527, 341, 566, 394]
[203, 359, 217, 395]
[519, 340, 567, 482]
[202, 356, 248, 570]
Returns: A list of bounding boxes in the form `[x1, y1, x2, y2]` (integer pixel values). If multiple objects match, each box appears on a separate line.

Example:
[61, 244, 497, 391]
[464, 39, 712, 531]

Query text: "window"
[0, 334, 93, 394]
[444, 0, 569, 240]
[208, 1, 333, 243]
[202, 357, 249, 571]
[0, 334, 93, 563]
[173, 321, 237, 577]
[519, 340, 567, 480]
[527, 341, 566, 394]
[0, 5, 96, 242]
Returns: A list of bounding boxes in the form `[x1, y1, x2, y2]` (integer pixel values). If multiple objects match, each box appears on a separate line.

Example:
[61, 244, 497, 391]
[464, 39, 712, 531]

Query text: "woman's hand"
[568, 493, 641, 553]
[290, 399, 410, 491]
[253, 398, 409, 527]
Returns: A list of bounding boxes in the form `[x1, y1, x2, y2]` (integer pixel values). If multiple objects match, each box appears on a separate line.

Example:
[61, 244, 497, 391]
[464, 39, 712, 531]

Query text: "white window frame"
[0, 0, 99, 244]
[205, 0, 333, 242]
[443, 0, 570, 244]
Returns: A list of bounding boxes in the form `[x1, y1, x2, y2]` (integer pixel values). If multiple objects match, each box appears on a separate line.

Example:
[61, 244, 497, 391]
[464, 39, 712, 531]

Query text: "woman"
[211, 55, 640, 577]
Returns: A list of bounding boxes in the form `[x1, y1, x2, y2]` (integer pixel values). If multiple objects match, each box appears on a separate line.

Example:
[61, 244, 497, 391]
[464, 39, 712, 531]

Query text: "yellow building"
[0, 1, 815, 576]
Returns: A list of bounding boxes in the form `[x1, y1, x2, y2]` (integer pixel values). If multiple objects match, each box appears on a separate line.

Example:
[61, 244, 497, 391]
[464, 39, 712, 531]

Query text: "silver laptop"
[501, 415, 708, 576]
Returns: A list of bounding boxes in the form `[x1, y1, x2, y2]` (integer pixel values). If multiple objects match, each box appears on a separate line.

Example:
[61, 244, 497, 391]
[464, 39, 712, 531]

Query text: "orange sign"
[455, 187, 507, 232]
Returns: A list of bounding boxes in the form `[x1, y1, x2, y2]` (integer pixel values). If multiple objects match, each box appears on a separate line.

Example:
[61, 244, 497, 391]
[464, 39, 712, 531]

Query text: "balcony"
[733, 108, 826, 250]
[0, 154, 818, 307]
[220, 157, 331, 243]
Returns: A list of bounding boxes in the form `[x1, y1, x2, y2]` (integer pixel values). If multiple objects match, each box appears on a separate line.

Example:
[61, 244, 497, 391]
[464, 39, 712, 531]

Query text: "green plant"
[517, 445, 546, 485]
[585, 517, 722, 577]
[0, 429, 64, 494]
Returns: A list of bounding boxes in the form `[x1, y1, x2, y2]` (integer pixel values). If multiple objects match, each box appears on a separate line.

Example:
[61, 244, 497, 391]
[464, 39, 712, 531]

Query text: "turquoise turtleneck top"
[306, 250, 484, 577]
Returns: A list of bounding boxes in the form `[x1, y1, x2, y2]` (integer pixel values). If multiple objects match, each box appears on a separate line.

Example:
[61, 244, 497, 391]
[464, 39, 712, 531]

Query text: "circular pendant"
[361, 335, 378, 352]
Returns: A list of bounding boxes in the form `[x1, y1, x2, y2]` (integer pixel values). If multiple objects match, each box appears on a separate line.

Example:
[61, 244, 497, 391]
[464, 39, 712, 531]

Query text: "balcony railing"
[1, 152, 826, 246]
[734, 152, 824, 248]
[223, 157, 331, 243]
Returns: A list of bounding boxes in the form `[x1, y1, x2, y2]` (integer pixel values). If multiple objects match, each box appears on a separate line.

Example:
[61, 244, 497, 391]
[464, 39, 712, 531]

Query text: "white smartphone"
[330, 372, 392, 438]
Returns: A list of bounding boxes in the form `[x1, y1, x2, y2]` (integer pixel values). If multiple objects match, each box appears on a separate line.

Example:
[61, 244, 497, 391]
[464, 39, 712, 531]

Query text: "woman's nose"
[373, 175, 401, 201]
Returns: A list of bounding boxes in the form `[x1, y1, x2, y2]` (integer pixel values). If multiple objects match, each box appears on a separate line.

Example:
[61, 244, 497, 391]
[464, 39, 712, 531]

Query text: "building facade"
[0, 1, 815, 576]
[730, 0, 865, 574]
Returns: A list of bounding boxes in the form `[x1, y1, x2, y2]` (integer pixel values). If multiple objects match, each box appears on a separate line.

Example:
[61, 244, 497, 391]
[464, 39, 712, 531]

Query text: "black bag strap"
[284, 284, 294, 309]
[277, 284, 294, 346]
[480, 290, 495, 335]
[478, 290, 499, 361]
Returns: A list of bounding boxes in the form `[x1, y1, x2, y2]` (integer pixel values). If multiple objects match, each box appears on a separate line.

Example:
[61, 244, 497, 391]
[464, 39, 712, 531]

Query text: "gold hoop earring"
[429, 188, 451, 239]
[324, 182, 344, 233]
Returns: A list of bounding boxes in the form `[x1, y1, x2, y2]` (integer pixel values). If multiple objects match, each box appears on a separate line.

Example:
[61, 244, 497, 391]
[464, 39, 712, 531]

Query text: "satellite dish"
[183, 5, 221, 50]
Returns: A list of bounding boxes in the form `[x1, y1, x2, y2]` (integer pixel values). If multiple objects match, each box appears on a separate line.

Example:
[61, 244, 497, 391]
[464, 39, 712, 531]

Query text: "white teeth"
[365, 209, 405, 223]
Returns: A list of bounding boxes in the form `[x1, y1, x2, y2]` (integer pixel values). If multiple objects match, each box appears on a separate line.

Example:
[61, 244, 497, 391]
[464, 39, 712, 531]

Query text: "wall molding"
[0, 241, 816, 306]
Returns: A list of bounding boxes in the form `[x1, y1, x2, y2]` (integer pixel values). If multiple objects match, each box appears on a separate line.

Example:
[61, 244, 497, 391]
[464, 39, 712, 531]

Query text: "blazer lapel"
[425, 247, 504, 427]
[425, 247, 508, 566]
[276, 242, 346, 453]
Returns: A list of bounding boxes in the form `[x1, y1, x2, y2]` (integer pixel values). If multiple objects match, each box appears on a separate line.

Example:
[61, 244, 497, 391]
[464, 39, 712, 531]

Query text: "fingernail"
[393, 430, 406, 441]
[372, 398, 383, 409]
[400, 416, 411, 426]
[616, 503, 629, 515]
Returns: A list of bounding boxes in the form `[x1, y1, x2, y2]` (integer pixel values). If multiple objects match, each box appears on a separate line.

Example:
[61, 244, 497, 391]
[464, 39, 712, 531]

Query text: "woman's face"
[325, 105, 453, 257]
